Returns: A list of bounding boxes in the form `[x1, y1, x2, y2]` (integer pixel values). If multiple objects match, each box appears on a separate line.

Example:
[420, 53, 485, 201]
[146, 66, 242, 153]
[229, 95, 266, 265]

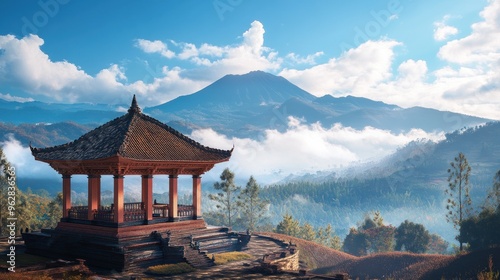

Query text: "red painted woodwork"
[62, 175, 71, 218]
[114, 175, 124, 223]
[193, 175, 202, 218]
[142, 175, 153, 221]
[169, 175, 178, 221]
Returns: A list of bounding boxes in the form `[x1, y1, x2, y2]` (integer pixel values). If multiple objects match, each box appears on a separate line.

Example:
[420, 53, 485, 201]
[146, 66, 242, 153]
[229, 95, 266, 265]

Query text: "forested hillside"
[259, 122, 500, 242]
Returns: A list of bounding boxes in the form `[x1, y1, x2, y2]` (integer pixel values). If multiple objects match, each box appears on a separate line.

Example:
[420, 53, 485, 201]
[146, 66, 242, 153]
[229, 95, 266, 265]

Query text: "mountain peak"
[149, 71, 315, 112]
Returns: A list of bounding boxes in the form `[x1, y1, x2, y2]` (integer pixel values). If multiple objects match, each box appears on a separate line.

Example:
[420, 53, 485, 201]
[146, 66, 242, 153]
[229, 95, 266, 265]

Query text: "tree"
[484, 170, 500, 210]
[446, 152, 473, 251]
[208, 168, 240, 228]
[427, 234, 450, 254]
[365, 225, 395, 253]
[342, 227, 370, 256]
[299, 222, 316, 241]
[317, 224, 342, 250]
[395, 220, 431, 253]
[359, 211, 395, 253]
[460, 207, 500, 251]
[238, 176, 269, 231]
[276, 213, 300, 237]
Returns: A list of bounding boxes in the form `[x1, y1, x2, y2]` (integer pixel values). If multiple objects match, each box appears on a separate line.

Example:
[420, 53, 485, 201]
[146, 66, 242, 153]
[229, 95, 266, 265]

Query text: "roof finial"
[128, 94, 142, 114]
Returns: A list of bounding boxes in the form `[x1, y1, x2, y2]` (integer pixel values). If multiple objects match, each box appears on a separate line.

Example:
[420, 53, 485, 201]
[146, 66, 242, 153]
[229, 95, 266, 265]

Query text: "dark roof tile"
[31, 96, 232, 162]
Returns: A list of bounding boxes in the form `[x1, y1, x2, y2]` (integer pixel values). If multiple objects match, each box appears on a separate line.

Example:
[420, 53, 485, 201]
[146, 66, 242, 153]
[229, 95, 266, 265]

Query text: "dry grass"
[213, 251, 253, 265]
[257, 232, 500, 280]
[145, 262, 195, 276]
[256, 232, 356, 270]
[314, 247, 500, 280]
[318, 251, 453, 279]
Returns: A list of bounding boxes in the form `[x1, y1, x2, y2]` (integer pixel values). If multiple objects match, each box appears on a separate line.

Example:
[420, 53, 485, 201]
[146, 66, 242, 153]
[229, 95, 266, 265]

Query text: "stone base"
[23, 219, 206, 271]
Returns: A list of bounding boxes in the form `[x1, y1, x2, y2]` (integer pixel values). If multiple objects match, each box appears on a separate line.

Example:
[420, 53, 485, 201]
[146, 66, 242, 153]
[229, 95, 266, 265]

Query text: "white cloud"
[0, 34, 206, 107]
[286, 51, 324, 65]
[438, 1, 500, 64]
[0, 93, 34, 102]
[135, 39, 175, 58]
[278, 1, 500, 120]
[136, 20, 282, 81]
[191, 117, 444, 183]
[1, 135, 58, 179]
[433, 15, 459, 41]
[279, 40, 401, 96]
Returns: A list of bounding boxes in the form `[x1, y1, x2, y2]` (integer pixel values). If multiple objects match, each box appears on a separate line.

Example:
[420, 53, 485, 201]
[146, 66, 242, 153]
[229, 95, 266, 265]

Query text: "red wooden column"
[87, 175, 101, 220]
[113, 175, 124, 223]
[62, 175, 72, 218]
[169, 175, 178, 221]
[192, 175, 202, 219]
[141, 175, 153, 221]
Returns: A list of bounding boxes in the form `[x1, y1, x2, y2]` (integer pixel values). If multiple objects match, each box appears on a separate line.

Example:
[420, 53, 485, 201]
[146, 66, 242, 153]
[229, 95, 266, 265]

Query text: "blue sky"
[0, 0, 499, 120]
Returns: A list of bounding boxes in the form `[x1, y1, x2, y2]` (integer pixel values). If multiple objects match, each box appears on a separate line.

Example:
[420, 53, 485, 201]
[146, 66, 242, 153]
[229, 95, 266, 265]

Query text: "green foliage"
[276, 213, 300, 237]
[342, 212, 398, 256]
[342, 227, 370, 256]
[484, 170, 500, 210]
[146, 262, 195, 276]
[460, 207, 500, 251]
[238, 176, 269, 231]
[446, 152, 473, 251]
[208, 168, 240, 228]
[395, 220, 431, 253]
[316, 224, 342, 250]
[299, 222, 316, 241]
[427, 233, 450, 254]
[0, 147, 62, 235]
[275, 214, 342, 250]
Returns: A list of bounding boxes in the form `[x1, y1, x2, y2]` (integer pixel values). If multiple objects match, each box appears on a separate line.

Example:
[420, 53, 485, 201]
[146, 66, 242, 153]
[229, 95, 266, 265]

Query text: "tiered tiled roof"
[31, 96, 232, 162]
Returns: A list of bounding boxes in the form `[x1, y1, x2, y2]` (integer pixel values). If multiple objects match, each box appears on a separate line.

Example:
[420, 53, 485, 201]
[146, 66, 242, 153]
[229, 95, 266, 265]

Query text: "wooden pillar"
[87, 175, 101, 220]
[62, 175, 72, 218]
[113, 175, 124, 223]
[193, 175, 202, 219]
[142, 175, 153, 221]
[169, 175, 178, 221]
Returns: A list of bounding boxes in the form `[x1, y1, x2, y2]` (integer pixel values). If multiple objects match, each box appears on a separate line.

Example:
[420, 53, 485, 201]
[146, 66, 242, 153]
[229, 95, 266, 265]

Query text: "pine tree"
[299, 222, 316, 241]
[238, 176, 269, 231]
[208, 168, 240, 228]
[276, 213, 300, 237]
[446, 152, 473, 251]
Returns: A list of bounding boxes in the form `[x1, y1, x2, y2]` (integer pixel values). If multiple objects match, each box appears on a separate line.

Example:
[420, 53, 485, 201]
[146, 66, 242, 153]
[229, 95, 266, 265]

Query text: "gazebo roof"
[30, 96, 232, 163]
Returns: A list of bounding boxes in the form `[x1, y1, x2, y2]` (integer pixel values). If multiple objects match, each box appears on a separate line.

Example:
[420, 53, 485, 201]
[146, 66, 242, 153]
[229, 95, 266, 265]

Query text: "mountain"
[145, 71, 491, 138]
[146, 71, 316, 137]
[0, 71, 492, 141]
[0, 122, 92, 147]
[0, 99, 123, 124]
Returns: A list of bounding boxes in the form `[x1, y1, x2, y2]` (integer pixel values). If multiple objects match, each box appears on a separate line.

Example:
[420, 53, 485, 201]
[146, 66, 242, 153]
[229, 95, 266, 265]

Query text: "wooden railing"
[69, 203, 193, 222]
[94, 205, 113, 221]
[124, 202, 145, 222]
[68, 206, 88, 220]
[178, 204, 194, 217]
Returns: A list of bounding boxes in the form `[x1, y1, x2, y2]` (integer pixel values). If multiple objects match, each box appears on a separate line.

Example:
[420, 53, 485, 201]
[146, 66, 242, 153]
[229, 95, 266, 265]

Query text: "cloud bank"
[190, 117, 444, 183]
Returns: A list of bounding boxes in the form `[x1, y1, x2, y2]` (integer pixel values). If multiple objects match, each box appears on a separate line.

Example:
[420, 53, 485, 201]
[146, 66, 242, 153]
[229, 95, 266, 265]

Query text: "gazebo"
[24, 96, 235, 270]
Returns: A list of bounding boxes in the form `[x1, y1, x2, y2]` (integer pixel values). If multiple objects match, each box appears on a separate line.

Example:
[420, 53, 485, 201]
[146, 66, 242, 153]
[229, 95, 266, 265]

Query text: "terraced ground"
[2, 234, 500, 279]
